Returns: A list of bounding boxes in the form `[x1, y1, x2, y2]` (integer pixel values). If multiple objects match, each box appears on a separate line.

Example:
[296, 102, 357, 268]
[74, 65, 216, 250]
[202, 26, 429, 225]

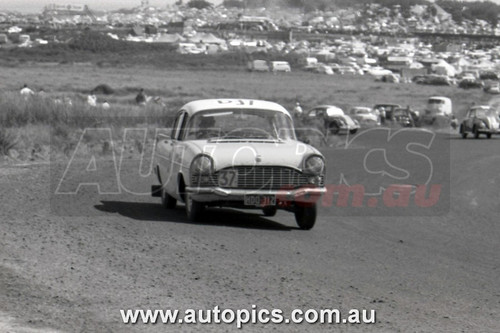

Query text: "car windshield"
[394, 110, 409, 116]
[474, 108, 495, 117]
[428, 99, 445, 105]
[356, 109, 370, 114]
[184, 109, 295, 141]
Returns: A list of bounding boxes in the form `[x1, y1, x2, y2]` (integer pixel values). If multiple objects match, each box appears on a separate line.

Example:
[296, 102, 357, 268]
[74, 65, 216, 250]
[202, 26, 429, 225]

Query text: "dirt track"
[0, 131, 499, 332]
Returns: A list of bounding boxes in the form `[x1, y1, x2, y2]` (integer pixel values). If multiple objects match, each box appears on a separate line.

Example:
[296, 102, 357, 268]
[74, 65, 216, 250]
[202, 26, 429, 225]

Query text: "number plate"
[218, 170, 238, 188]
[244, 195, 276, 207]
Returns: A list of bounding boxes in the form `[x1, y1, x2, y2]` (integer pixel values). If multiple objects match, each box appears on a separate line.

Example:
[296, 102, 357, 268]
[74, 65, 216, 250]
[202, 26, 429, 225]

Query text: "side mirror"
[157, 133, 171, 142]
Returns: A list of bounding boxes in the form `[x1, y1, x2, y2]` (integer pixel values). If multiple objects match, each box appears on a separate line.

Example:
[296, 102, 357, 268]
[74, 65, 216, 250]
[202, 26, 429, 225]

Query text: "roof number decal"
[217, 99, 253, 105]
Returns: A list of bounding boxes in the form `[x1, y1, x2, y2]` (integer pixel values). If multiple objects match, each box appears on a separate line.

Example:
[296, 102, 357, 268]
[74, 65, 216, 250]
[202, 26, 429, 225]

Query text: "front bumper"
[185, 186, 327, 203]
[478, 128, 499, 134]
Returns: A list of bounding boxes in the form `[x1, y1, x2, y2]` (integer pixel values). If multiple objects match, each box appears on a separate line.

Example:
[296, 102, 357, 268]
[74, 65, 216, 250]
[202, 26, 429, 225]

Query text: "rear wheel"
[294, 203, 317, 230]
[262, 206, 277, 217]
[349, 129, 358, 134]
[487, 133, 492, 139]
[161, 186, 177, 209]
[185, 192, 205, 222]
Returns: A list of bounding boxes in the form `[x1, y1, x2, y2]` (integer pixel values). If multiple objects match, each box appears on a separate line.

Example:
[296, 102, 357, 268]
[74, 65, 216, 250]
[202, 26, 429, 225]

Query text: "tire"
[161, 186, 177, 209]
[262, 206, 277, 217]
[473, 126, 480, 139]
[487, 133, 492, 139]
[294, 203, 317, 230]
[185, 192, 205, 222]
[349, 129, 358, 134]
[460, 125, 468, 139]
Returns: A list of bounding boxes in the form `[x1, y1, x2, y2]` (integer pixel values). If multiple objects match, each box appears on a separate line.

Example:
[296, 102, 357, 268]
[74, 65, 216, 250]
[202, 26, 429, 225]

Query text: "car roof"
[470, 105, 491, 111]
[308, 105, 345, 116]
[429, 96, 451, 101]
[180, 99, 290, 116]
[374, 104, 401, 107]
[309, 105, 342, 110]
[350, 106, 371, 111]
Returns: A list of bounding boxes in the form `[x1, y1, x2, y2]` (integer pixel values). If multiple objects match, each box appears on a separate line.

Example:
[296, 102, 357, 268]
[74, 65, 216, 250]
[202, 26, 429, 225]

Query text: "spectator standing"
[135, 88, 147, 106]
[379, 107, 386, 125]
[20, 84, 34, 97]
[293, 102, 303, 119]
[450, 115, 458, 130]
[87, 91, 97, 107]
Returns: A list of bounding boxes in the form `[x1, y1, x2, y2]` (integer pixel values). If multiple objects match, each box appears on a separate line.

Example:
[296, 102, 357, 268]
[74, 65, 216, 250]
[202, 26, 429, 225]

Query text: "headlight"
[304, 155, 325, 175]
[190, 155, 213, 175]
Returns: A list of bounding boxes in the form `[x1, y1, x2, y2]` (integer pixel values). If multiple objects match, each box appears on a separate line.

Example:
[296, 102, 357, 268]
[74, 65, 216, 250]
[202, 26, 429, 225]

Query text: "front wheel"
[349, 129, 358, 134]
[185, 192, 205, 222]
[262, 206, 277, 217]
[487, 133, 492, 139]
[161, 186, 177, 209]
[294, 203, 317, 230]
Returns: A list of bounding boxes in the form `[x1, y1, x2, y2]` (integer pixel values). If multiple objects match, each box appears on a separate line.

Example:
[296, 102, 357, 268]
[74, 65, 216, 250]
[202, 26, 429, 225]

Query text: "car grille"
[192, 166, 324, 189]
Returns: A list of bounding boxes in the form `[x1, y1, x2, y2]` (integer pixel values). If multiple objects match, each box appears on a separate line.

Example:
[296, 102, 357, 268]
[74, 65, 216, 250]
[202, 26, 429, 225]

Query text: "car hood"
[480, 115, 500, 129]
[330, 115, 358, 127]
[356, 114, 378, 121]
[186, 140, 320, 171]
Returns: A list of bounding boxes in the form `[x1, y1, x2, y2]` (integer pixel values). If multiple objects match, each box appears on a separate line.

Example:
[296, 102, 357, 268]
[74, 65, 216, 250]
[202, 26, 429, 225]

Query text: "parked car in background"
[336, 66, 357, 75]
[247, 59, 269, 72]
[479, 71, 498, 80]
[301, 57, 318, 70]
[372, 103, 401, 122]
[349, 106, 380, 126]
[271, 61, 291, 72]
[304, 105, 360, 134]
[458, 77, 483, 89]
[315, 63, 334, 75]
[392, 107, 417, 127]
[152, 99, 326, 229]
[413, 74, 453, 86]
[459, 105, 500, 139]
[483, 81, 500, 94]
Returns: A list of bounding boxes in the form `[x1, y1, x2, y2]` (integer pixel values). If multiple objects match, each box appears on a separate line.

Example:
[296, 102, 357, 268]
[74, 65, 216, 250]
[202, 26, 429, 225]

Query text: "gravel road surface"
[1, 131, 499, 332]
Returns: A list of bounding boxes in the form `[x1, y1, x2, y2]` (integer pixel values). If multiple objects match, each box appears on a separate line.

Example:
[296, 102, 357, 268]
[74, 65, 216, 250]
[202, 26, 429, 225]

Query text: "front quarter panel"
[156, 139, 202, 201]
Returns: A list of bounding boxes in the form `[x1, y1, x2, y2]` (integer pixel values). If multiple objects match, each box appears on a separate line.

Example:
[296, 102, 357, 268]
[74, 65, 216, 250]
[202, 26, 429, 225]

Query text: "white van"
[425, 96, 452, 116]
[422, 96, 452, 125]
[271, 61, 291, 72]
[247, 59, 270, 72]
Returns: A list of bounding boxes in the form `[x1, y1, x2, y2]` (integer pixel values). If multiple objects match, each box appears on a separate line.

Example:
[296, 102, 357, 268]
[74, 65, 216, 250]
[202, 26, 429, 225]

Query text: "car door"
[464, 110, 474, 131]
[156, 111, 187, 196]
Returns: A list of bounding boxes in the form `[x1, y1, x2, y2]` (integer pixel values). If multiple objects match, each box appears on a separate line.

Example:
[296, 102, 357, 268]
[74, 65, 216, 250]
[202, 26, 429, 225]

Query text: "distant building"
[43, 3, 96, 23]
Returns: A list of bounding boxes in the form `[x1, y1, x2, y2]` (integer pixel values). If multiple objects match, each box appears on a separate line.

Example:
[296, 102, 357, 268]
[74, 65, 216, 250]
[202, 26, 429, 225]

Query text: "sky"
[0, 0, 499, 14]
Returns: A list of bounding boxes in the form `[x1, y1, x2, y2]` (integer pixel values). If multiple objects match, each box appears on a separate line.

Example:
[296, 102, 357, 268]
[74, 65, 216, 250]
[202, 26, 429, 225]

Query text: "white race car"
[152, 99, 327, 229]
